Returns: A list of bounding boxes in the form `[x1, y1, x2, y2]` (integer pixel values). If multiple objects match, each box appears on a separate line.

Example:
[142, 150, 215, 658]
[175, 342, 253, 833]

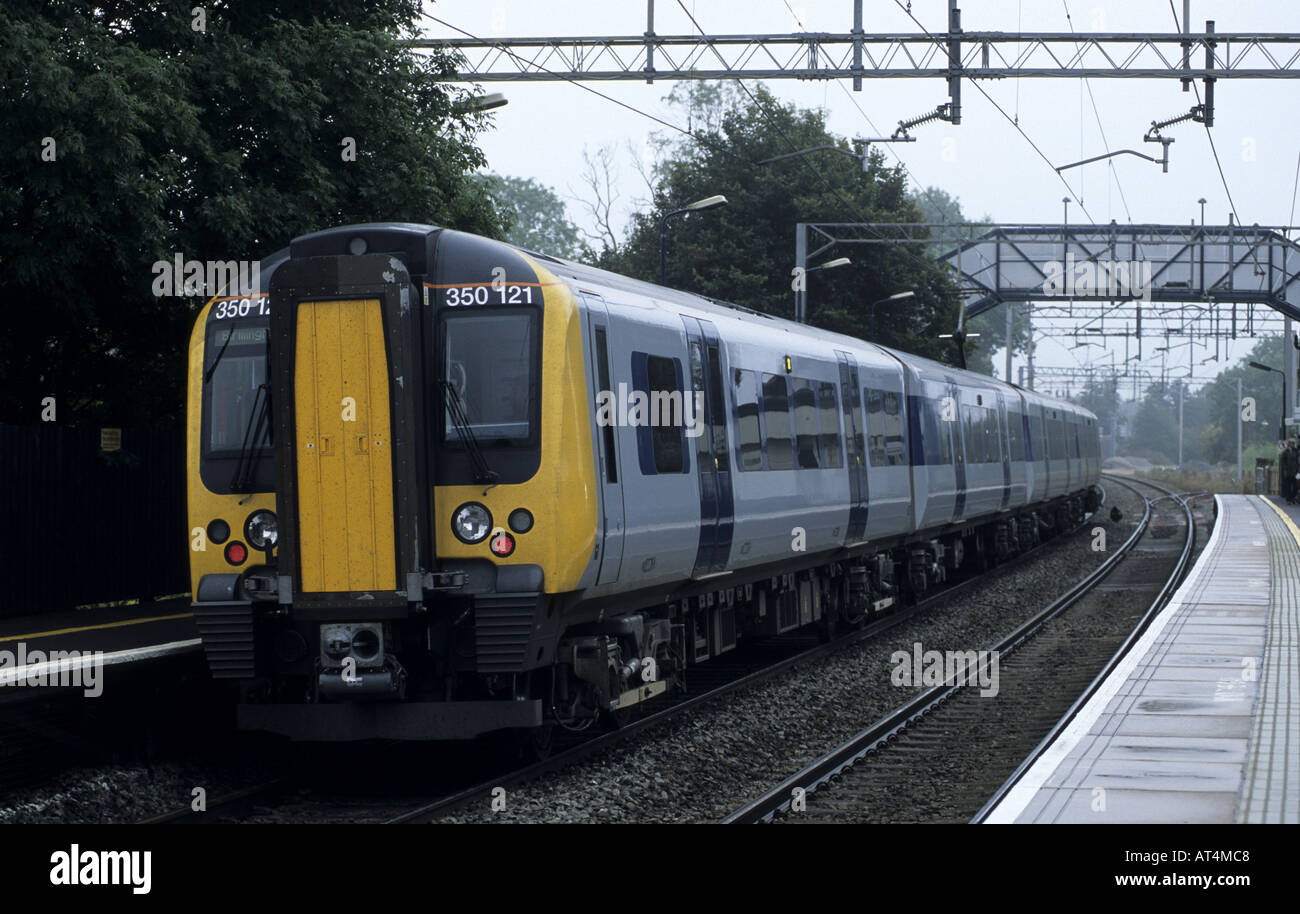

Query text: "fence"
[0, 424, 189, 618]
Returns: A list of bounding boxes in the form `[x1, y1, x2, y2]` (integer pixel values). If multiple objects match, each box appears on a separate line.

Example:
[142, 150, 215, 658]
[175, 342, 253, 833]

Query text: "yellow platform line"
[0, 611, 194, 643]
[1260, 496, 1300, 550]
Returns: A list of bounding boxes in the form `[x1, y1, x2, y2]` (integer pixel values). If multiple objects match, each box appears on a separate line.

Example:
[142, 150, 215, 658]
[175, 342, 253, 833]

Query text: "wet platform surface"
[0, 597, 199, 692]
[986, 494, 1299, 824]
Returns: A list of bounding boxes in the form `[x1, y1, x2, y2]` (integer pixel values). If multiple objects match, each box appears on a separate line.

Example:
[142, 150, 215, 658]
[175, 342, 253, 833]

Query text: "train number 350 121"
[443, 284, 535, 307]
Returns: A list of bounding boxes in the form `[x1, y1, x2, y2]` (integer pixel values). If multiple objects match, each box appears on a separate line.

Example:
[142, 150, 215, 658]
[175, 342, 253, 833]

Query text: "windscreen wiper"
[203, 327, 236, 384]
[439, 379, 498, 486]
[231, 382, 271, 493]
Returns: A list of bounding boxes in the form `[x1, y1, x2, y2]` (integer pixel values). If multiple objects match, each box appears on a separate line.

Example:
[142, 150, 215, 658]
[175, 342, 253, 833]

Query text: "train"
[187, 221, 1101, 744]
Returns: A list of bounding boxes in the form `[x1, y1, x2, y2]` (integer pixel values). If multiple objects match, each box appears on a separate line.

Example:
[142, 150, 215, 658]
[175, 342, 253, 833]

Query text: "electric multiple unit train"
[187, 222, 1100, 742]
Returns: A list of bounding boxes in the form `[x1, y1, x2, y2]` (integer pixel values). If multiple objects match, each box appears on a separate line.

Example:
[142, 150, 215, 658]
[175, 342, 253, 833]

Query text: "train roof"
[275, 222, 1094, 422]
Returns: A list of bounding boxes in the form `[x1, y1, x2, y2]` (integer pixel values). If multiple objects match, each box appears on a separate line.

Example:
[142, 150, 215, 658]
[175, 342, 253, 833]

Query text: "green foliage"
[0, 0, 505, 425]
[1095, 335, 1287, 469]
[478, 173, 588, 260]
[1194, 335, 1288, 462]
[597, 82, 968, 367]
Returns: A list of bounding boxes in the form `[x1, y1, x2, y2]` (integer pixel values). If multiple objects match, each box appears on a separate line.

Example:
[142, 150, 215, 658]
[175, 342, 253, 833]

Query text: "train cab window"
[883, 390, 905, 465]
[761, 373, 795, 470]
[734, 369, 763, 471]
[817, 382, 842, 468]
[442, 311, 536, 441]
[205, 326, 270, 454]
[865, 388, 887, 466]
[792, 378, 820, 469]
[646, 355, 685, 473]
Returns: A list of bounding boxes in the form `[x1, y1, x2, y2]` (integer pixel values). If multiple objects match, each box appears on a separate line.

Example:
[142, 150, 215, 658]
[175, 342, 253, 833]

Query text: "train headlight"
[245, 510, 278, 549]
[452, 503, 492, 543]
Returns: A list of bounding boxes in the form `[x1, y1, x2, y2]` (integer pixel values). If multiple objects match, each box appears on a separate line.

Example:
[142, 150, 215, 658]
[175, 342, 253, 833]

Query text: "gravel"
[441, 485, 1148, 823]
[2, 484, 1155, 825]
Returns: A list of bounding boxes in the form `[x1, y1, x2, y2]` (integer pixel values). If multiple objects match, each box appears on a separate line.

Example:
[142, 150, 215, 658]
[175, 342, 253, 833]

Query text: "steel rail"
[720, 475, 1157, 824]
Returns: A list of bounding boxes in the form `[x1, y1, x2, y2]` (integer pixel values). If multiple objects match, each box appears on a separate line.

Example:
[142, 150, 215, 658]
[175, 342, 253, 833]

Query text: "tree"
[479, 173, 588, 260]
[0, 0, 505, 425]
[1195, 335, 1288, 464]
[1127, 381, 1182, 465]
[597, 82, 968, 366]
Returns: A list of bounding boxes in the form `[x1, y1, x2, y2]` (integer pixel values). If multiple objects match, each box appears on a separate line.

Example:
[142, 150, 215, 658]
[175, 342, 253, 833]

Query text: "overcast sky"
[420, 1, 1300, 394]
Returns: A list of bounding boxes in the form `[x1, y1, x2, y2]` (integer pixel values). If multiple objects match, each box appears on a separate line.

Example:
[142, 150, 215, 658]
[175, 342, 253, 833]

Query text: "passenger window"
[866, 388, 886, 466]
[594, 327, 617, 483]
[817, 382, 842, 468]
[792, 378, 820, 469]
[647, 355, 684, 473]
[734, 369, 763, 471]
[883, 391, 905, 465]
[937, 400, 953, 465]
[761, 373, 794, 470]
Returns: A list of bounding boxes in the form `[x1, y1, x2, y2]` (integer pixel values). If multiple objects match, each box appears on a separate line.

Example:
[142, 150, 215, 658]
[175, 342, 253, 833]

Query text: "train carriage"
[187, 222, 1100, 742]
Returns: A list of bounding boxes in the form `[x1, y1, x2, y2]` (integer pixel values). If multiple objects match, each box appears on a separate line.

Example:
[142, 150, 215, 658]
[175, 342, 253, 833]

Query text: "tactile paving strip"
[1236, 499, 1300, 823]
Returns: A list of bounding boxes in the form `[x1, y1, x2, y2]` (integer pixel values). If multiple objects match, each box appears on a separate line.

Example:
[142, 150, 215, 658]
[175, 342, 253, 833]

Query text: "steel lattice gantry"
[935, 223, 1300, 321]
[415, 0, 1300, 123]
[795, 220, 1300, 421]
[418, 30, 1300, 83]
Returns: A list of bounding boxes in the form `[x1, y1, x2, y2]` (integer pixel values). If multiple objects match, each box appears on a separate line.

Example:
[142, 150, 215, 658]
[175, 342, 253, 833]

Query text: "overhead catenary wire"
[1168, 0, 1238, 224]
[889, 0, 1095, 223]
[778, 0, 956, 232]
[669, 0, 949, 277]
[422, 9, 947, 278]
[1062, 0, 1133, 223]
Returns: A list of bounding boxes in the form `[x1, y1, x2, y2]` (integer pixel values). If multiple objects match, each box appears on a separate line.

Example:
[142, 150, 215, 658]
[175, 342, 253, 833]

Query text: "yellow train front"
[188, 224, 599, 740]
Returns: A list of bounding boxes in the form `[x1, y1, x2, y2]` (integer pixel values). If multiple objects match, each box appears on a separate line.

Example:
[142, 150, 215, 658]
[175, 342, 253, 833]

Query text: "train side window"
[965, 406, 982, 464]
[841, 381, 864, 469]
[734, 369, 763, 471]
[792, 378, 820, 469]
[707, 344, 729, 471]
[883, 390, 905, 465]
[1008, 408, 1024, 461]
[865, 388, 886, 466]
[935, 399, 953, 465]
[761, 372, 794, 470]
[987, 409, 1001, 462]
[647, 355, 684, 473]
[594, 327, 617, 483]
[817, 382, 842, 468]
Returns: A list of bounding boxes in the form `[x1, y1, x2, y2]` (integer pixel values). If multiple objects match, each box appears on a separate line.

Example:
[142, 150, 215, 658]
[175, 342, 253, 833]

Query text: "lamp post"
[455, 92, 508, 112]
[659, 195, 728, 285]
[1250, 360, 1287, 441]
[795, 257, 852, 322]
[869, 290, 915, 342]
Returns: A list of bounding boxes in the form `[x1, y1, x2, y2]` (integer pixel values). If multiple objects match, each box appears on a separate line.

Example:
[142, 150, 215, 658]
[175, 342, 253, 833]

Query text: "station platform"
[0, 597, 200, 693]
[986, 493, 1299, 824]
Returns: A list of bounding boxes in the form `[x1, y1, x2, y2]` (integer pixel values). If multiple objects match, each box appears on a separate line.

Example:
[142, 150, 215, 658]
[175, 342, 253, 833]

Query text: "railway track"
[139, 486, 1127, 824]
[720, 475, 1203, 824]
[385, 488, 1118, 825]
